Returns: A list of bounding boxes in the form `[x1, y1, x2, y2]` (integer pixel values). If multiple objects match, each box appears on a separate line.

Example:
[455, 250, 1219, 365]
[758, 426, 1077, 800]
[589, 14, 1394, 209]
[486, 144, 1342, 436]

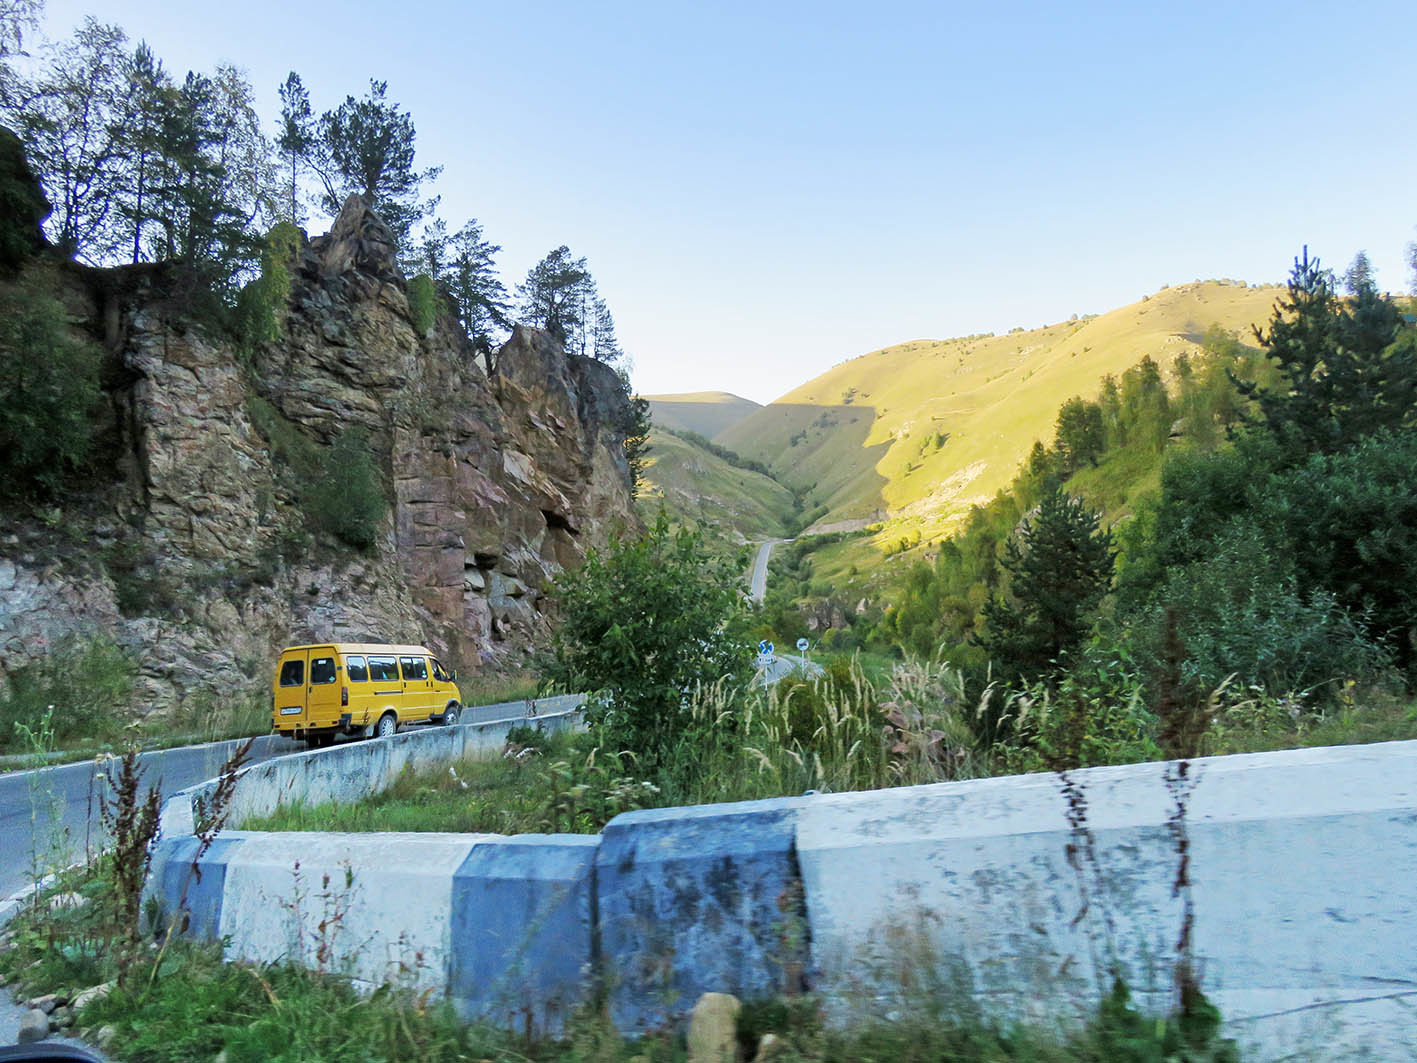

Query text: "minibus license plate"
[279, 706, 302, 715]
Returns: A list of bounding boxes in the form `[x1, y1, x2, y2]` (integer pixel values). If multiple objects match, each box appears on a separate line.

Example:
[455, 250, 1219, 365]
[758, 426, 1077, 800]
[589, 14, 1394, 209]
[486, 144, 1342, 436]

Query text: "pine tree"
[1237, 247, 1414, 458]
[517, 245, 588, 348]
[275, 71, 313, 224]
[446, 218, 509, 373]
[977, 485, 1116, 684]
[315, 79, 440, 250]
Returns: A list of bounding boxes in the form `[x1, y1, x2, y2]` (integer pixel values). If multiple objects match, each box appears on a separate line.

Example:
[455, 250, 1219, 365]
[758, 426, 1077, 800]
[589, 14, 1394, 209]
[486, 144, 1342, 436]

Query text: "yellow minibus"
[271, 643, 462, 747]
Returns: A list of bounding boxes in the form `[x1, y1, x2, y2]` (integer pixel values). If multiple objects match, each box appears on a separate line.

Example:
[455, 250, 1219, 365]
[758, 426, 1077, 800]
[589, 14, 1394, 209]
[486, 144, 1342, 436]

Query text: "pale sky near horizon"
[37, 1, 1417, 404]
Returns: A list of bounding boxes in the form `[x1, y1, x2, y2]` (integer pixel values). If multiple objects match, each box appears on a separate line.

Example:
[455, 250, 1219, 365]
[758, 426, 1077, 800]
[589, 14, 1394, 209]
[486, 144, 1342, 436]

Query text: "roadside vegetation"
[755, 251, 1416, 756]
[0, 636, 271, 763]
[7, 737, 1237, 1063]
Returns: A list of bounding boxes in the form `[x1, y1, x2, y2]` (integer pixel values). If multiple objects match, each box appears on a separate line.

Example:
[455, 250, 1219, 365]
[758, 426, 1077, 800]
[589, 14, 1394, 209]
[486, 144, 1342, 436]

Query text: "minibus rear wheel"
[375, 713, 398, 739]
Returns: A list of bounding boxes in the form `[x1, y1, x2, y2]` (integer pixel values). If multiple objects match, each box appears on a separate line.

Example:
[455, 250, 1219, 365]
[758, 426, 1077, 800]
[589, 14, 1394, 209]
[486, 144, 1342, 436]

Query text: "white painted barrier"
[144, 735, 1417, 1059]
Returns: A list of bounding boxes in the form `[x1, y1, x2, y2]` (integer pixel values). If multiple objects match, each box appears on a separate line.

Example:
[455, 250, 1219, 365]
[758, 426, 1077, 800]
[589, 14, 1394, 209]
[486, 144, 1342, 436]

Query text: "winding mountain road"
[0, 696, 569, 903]
[749, 538, 785, 602]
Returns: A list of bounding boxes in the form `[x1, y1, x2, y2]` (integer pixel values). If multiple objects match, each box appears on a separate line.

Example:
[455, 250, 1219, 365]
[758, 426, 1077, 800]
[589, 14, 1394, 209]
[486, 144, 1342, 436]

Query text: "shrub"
[305, 427, 387, 550]
[1135, 529, 1394, 699]
[0, 269, 103, 498]
[0, 634, 136, 752]
[539, 510, 751, 771]
[234, 221, 302, 354]
[1001, 638, 1160, 772]
[407, 272, 438, 334]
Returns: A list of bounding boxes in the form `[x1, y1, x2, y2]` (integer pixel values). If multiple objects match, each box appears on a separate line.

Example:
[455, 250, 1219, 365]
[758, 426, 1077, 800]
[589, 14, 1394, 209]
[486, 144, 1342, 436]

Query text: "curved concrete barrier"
[143, 736, 1417, 1058]
[157, 695, 584, 838]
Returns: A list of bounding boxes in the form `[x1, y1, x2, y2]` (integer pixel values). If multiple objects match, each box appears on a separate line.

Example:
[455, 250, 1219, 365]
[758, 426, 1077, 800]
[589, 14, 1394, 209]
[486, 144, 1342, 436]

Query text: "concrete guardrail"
[145, 733, 1417, 1059]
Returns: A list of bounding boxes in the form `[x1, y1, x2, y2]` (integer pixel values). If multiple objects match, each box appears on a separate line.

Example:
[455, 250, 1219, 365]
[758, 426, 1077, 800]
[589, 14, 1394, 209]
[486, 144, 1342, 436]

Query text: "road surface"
[0, 696, 574, 903]
[749, 538, 785, 602]
[754, 652, 824, 685]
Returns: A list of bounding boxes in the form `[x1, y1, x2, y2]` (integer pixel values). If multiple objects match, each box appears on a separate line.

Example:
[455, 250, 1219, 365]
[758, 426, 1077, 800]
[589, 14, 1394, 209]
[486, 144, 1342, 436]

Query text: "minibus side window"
[400, 656, 428, 681]
[346, 656, 369, 682]
[279, 659, 304, 687]
[310, 657, 336, 684]
[431, 658, 451, 683]
[368, 656, 399, 682]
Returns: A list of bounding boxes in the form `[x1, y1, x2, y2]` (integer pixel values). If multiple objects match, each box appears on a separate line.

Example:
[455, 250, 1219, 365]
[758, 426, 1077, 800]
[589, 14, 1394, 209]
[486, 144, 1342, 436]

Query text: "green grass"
[719, 281, 1283, 555]
[457, 669, 543, 706]
[2, 869, 1239, 1063]
[244, 655, 1417, 841]
[636, 426, 796, 541]
[242, 731, 585, 835]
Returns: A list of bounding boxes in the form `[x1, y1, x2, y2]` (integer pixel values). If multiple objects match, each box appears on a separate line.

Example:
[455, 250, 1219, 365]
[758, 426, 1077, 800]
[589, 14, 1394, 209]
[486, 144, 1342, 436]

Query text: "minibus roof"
[279, 643, 437, 657]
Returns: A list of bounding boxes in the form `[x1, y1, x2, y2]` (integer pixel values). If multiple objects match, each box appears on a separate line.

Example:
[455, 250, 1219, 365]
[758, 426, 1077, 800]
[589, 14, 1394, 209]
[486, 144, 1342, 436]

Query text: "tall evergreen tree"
[315, 79, 439, 249]
[590, 295, 623, 364]
[275, 71, 313, 225]
[1343, 249, 1373, 295]
[112, 42, 169, 263]
[446, 218, 509, 373]
[1237, 247, 1415, 457]
[977, 485, 1116, 685]
[517, 245, 588, 348]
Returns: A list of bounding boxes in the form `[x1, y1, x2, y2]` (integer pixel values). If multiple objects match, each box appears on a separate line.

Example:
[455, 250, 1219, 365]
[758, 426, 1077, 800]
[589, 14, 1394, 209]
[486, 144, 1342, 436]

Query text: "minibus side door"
[399, 655, 434, 720]
[306, 649, 341, 730]
[275, 651, 309, 731]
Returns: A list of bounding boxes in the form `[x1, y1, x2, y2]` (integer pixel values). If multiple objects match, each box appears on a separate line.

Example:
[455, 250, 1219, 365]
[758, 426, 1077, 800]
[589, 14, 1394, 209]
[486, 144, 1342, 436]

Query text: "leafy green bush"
[305, 427, 387, 550]
[0, 127, 48, 273]
[0, 634, 136, 752]
[1001, 638, 1160, 772]
[1252, 429, 1417, 677]
[540, 510, 751, 771]
[407, 272, 438, 334]
[1135, 529, 1393, 698]
[0, 269, 103, 498]
[235, 221, 302, 353]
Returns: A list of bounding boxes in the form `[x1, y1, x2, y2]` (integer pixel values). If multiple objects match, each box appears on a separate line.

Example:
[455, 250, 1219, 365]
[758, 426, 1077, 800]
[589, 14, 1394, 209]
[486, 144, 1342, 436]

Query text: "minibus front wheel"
[442, 703, 460, 727]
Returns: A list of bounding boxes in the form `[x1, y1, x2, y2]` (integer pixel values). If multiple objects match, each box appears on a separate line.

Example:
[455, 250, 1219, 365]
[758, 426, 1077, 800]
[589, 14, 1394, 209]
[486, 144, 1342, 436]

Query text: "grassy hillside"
[635, 426, 796, 542]
[645, 391, 761, 439]
[718, 280, 1283, 542]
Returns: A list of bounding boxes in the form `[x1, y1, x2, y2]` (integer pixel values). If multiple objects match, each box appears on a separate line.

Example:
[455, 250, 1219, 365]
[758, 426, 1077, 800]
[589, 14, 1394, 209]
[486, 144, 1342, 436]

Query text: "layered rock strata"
[0, 196, 640, 715]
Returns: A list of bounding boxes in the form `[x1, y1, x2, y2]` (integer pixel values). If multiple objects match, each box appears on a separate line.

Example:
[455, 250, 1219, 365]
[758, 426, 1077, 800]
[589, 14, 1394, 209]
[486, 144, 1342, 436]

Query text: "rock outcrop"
[0, 195, 641, 716]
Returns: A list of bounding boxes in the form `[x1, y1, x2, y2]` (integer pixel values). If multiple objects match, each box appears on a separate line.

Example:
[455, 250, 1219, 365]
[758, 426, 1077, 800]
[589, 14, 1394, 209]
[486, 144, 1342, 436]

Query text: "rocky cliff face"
[0, 196, 641, 716]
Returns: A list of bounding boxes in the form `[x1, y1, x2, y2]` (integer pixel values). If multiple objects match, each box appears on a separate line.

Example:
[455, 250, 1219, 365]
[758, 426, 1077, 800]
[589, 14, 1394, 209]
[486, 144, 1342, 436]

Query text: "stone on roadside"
[687, 992, 741, 1063]
[756, 1033, 787, 1061]
[18, 1007, 49, 1043]
[72, 980, 114, 1011]
[51, 1005, 74, 1029]
[95, 1024, 118, 1049]
[25, 992, 60, 1014]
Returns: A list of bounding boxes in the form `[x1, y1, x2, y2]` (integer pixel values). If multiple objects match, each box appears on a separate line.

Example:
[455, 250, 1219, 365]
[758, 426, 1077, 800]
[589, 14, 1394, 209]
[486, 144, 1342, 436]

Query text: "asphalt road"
[0, 696, 564, 903]
[749, 538, 785, 602]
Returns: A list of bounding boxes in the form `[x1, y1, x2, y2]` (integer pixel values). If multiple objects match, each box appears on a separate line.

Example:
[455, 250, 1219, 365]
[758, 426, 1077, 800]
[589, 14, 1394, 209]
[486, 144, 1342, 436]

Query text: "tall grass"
[656, 654, 995, 806]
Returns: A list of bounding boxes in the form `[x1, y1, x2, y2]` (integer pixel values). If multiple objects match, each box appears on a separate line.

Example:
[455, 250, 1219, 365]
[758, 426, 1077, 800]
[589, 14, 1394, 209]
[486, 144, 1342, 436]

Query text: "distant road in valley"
[0, 695, 576, 902]
[750, 539, 785, 602]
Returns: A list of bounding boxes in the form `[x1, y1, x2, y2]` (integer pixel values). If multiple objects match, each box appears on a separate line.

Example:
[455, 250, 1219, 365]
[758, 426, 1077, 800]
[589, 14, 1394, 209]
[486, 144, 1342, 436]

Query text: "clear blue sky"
[41, 0, 1417, 403]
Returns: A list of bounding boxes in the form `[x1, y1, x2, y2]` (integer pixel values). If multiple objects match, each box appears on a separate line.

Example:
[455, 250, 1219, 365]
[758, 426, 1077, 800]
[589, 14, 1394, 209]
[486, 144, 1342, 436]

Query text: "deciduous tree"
[540, 511, 749, 770]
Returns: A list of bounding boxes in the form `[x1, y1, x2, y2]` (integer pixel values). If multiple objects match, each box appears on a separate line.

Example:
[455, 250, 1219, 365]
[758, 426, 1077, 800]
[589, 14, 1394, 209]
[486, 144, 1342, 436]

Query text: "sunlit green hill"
[635, 427, 795, 542]
[718, 280, 1283, 540]
[645, 391, 761, 439]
